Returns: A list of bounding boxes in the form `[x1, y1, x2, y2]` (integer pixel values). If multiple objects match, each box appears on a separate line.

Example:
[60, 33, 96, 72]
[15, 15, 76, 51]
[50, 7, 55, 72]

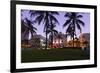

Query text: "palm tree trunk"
[51, 22, 53, 48]
[45, 12, 49, 49]
[45, 31, 48, 49]
[72, 20, 75, 47]
[45, 22, 48, 49]
[51, 32, 53, 48]
[72, 34, 74, 47]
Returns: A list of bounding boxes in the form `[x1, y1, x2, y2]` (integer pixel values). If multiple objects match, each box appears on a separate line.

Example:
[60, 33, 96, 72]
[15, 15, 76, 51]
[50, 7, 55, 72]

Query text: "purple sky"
[21, 10, 90, 38]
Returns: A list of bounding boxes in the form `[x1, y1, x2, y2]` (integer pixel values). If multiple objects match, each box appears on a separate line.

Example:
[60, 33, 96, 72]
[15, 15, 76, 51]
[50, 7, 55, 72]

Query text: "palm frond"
[43, 16, 48, 25]
[34, 15, 44, 25]
[25, 18, 33, 25]
[77, 15, 83, 18]
[64, 13, 71, 17]
[47, 30, 51, 34]
[49, 15, 59, 25]
[32, 26, 37, 31]
[30, 11, 44, 17]
[53, 29, 58, 34]
[77, 19, 85, 26]
[76, 22, 82, 32]
[50, 12, 59, 15]
[66, 24, 71, 33]
[63, 19, 71, 27]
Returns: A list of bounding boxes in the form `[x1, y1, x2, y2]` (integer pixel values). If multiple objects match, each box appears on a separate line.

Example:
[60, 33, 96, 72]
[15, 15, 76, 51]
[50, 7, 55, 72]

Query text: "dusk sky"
[21, 10, 90, 38]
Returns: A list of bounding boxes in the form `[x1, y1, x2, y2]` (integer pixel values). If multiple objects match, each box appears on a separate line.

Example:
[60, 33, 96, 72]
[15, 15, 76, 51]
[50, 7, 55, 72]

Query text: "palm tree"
[48, 24, 58, 48]
[57, 32, 63, 48]
[63, 12, 85, 47]
[25, 18, 37, 38]
[66, 24, 76, 39]
[30, 10, 59, 49]
[22, 18, 37, 47]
